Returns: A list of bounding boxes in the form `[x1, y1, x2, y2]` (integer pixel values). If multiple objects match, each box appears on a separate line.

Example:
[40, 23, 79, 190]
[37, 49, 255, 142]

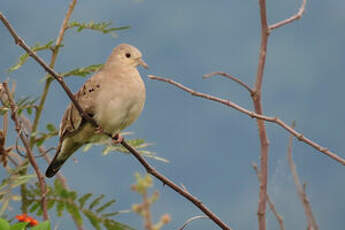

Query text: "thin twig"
[2, 82, 48, 220]
[252, 163, 285, 230]
[143, 191, 153, 230]
[121, 141, 231, 230]
[269, 0, 307, 30]
[0, 13, 231, 230]
[287, 125, 318, 230]
[148, 75, 345, 165]
[179, 215, 209, 230]
[31, 0, 78, 138]
[203, 72, 254, 95]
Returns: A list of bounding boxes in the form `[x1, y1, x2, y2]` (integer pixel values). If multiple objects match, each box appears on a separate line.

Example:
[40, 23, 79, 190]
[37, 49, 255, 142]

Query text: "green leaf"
[29, 201, 40, 213]
[0, 218, 10, 230]
[56, 200, 65, 217]
[11, 175, 35, 188]
[68, 191, 78, 201]
[47, 199, 55, 210]
[35, 138, 45, 147]
[31, 221, 50, 230]
[89, 194, 105, 210]
[8, 41, 54, 72]
[66, 203, 83, 226]
[26, 107, 32, 115]
[101, 211, 119, 218]
[54, 179, 64, 195]
[103, 219, 134, 230]
[46, 123, 56, 132]
[83, 210, 101, 230]
[61, 64, 103, 78]
[68, 21, 130, 34]
[78, 193, 92, 209]
[96, 199, 116, 213]
[10, 222, 28, 230]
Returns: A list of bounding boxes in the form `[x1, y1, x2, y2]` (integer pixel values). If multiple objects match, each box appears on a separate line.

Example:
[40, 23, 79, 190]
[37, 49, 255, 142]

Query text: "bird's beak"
[138, 58, 149, 69]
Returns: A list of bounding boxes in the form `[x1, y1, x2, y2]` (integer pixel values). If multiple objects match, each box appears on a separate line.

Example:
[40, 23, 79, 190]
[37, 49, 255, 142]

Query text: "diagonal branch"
[2, 82, 48, 220]
[203, 72, 254, 95]
[287, 124, 318, 230]
[0, 12, 231, 230]
[148, 75, 345, 166]
[269, 0, 307, 31]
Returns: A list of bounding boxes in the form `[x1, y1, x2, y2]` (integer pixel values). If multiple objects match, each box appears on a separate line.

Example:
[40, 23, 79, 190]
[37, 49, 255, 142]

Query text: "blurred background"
[1, 0, 345, 229]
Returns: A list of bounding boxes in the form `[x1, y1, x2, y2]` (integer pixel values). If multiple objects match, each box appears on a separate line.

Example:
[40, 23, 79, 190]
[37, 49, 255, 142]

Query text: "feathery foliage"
[8, 41, 57, 72]
[61, 64, 104, 78]
[23, 179, 133, 230]
[67, 21, 130, 34]
[0, 164, 33, 217]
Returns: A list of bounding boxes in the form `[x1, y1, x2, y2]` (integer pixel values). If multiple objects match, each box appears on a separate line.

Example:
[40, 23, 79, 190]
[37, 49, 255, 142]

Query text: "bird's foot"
[95, 126, 104, 134]
[112, 133, 123, 145]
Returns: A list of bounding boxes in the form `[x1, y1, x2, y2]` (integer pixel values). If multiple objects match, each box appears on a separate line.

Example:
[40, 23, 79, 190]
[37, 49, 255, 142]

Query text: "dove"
[45, 43, 148, 178]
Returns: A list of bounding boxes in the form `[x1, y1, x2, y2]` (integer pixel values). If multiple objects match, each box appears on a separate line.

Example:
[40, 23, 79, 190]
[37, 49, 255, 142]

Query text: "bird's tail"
[45, 141, 82, 178]
[45, 151, 67, 178]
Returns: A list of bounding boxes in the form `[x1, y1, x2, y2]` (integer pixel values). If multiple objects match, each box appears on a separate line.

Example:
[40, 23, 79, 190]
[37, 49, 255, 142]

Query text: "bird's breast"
[94, 76, 145, 134]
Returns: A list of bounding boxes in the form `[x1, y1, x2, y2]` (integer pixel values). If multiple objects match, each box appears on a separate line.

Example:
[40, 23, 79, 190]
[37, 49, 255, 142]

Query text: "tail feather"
[45, 157, 66, 178]
[45, 140, 82, 178]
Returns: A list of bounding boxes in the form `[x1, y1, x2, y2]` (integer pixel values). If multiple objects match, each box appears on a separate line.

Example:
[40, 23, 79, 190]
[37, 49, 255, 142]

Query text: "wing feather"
[59, 72, 104, 140]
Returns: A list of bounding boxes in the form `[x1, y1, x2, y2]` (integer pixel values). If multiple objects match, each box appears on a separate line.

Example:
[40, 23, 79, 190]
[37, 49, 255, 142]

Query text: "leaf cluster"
[31, 123, 58, 147]
[8, 41, 57, 73]
[0, 164, 34, 216]
[0, 218, 50, 230]
[83, 134, 168, 163]
[61, 64, 103, 78]
[1, 96, 38, 116]
[24, 180, 133, 230]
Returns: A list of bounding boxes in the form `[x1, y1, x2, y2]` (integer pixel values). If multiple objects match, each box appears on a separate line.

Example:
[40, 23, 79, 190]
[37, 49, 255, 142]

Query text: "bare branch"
[0, 13, 231, 230]
[269, 0, 307, 31]
[148, 75, 345, 166]
[252, 163, 285, 230]
[2, 82, 48, 220]
[287, 126, 318, 230]
[179, 215, 209, 230]
[254, 1, 271, 229]
[203, 72, 254, 95]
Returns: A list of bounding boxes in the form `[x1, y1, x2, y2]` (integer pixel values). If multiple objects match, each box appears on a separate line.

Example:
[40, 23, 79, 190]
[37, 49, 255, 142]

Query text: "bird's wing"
[59, 73, 104, 140]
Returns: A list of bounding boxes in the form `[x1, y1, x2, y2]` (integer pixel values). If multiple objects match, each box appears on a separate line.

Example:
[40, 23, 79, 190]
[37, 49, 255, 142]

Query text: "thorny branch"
[148, 75, 345, 166]
[0, 12, 231, 230]
[2, 82, 49, 220]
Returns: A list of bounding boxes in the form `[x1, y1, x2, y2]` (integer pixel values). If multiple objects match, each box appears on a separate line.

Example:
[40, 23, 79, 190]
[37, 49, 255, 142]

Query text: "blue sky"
[1, 0, 345, 229]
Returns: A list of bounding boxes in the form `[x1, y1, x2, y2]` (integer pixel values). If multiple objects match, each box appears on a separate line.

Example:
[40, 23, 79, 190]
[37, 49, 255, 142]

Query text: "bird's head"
[106, 43, 148, 70]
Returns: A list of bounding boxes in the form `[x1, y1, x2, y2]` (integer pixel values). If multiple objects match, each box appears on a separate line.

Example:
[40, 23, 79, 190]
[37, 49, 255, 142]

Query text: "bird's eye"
[125, 53, 131, 58]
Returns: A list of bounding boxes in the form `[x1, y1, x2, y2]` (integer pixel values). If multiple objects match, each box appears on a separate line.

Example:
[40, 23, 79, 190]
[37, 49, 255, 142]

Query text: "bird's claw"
[112, 133, 123, 145]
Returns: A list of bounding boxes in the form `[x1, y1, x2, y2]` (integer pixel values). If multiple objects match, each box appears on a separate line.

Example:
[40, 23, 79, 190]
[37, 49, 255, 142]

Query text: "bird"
[45, 43, 148, 178]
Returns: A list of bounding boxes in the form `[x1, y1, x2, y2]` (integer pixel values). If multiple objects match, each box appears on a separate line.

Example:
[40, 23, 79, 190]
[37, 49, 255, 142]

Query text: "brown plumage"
[46, 44, 148, 178]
